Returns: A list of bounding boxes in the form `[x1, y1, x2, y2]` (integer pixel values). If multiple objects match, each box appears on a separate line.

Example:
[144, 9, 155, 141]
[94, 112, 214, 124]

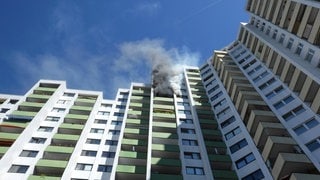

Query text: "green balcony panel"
[35, 87, 57, 92]
[70, 105, 92, 111]
[205, 141, 226, 148]
[152, 144, 179, 152]
[151, 174, 183, 180]
[208, 154, 232, 162]
[213, 170, 238, 179]
[199, 119, 217, 124]
[151, 157, 181, 166]
[152, 122, 176, 128]
[153, 97, 173, 102]
[1, 122, 28, 128]
[126, 119, 148, 125]
[152, 132, 178, 139]
[65, 114, 88, 120]
[0, 146, 9, 154]
[201, 129, 221, 136]
[28, 94, 51, 99]
[117, 165, 146, 174]
[0, 132, 20, 140]
[128, 111, 149, 116]
[122, 139, 147, 146]
[153, 113, 175, 119]
[59, 123, 84, 130]
[28, 175, 60, 180]
[119, 151, 147, 159]
[45, 146, 74, 154]
[124, 128, 148, 135]
[53, 134, 79, 141]
[20, 102, 45, 108]
[75, 98, 96, 104]
[36, 159, 68, 169]
[10, 110, 37, 118]
[153, 104, 174, 110]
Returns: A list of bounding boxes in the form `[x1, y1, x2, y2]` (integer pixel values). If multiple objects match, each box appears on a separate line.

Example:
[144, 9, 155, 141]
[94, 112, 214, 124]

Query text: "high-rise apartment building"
[1, 0, 320, 179]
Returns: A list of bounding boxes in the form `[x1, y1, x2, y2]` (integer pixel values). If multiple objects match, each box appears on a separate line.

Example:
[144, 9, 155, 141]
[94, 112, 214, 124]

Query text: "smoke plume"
[114, 39, 199, 96]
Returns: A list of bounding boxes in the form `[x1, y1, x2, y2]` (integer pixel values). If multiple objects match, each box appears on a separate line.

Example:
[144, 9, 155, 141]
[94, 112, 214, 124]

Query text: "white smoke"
[114, 39, 200, 96]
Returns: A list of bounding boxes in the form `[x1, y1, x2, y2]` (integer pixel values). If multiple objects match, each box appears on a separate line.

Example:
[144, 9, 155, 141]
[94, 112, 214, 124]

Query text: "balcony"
[26, 94, 51, 103]
[69, 106, 92, 115]
[151, 157, 181, 167]
[151, 174, 183, 180]
[272, 153, 317, 180]
[247, 110, 278, 136]
[0, 132, 20, 140]
[117, 164, 146, 174]
[10, 110, 37, 119]
[212, 169, 237, 180]
[121, 138, 147, 146]
[34, 159, 67, 177]
[152, 144, 179, 152]
[152, 132, 178, 139]
[52, 134, 79, 141]
[65, 114, 88, 121]
[289, 173, 320, 180]
[124, 128, 148, 135]
[262, 136, 297, 163]
[28, 175, 60, 180]
[254, 122, 288, 149]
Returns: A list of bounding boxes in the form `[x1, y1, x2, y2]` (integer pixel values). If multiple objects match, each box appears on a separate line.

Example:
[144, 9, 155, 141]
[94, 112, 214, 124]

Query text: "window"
[186, 166, 204, 175]
[273, 95, 294, 109]
[118, 98, 127, 102]
[213, 99, 227, 110]
[181, 128, 196, 134]
[248, 65, 262, 76]
[295, 43, 303, 55]
[37, 126, 54, 132]
[221, 116, 236, 128]
[114, 112, 124, 117]
[242, 169, 264, 180]
[63, 92, 75, 97]
[230, 139, 248, 154]
[182, 139, 198, 146]
[105, 140, 118, 146]
[81, 150, 97, 157]
[253, 71, 268, 82]
[208, 85, 219, 94]
[266, 86, 284, 99]
[0, 108, 9, 113]
[217, 107, 231, 118]
[279, 33, 285, 44]
[184, 152, 201, 159]
[108, 130, 120, 135]
[86, 138, 101, 144]
[178, 110, 192, 115]
[51, 108, 65, 113]
[45, 116, 60, 122]
[266, 26, 271, 35]
[29, 137, 46, 144]
[19, 150, 38, 157]
[90, 128, 104, 134]
[305, 49, 315, 62]
[101, 104, 112, 108]
[236, 153, 255, 169]
[272, 29, 278, 39]
[116, 105, 126, 109]
[306, 138, 320, 152]
[75, 163, 93, 171]
[102, 151, 115, 158]
[9, 99, 19, 104]
[8, 165, 29, 173]
[180, 118, 193, 124]
[111, 120, 122, 126]
[243, 59, 257, 70]
[57, 100, 69, 104]
[225, 127, 241, 140]
[94, 119, 108, 124]
[210, 91, 223, 101]
[97, 111, 110, 116]
[177, 102, 190, 106]
[286, 38, 294, 49]
[258, 78, 276, 90]
[97, 165, 112, 172]
[282, 105, 305, 121]
[294, 117, 319, 135]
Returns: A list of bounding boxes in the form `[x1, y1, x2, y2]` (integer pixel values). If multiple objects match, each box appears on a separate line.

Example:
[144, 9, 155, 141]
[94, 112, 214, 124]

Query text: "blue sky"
[0, 0, 248, 99]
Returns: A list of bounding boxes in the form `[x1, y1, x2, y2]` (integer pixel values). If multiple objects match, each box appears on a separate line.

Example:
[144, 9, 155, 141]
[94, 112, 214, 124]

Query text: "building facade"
[1, 0, 320, 179]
